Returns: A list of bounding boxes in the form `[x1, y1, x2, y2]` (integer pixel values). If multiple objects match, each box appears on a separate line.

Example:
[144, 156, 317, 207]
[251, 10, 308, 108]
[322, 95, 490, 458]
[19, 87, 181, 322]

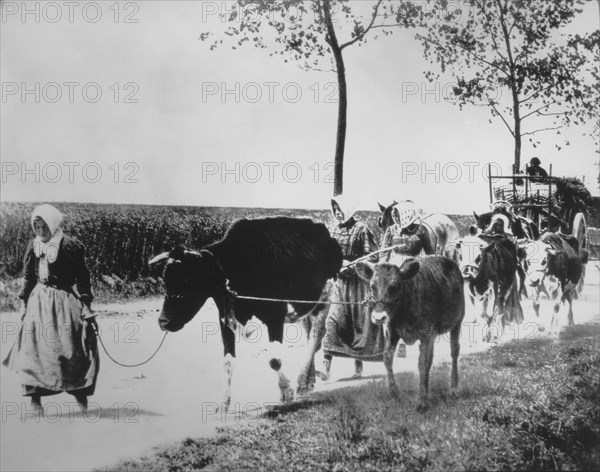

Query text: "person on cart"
[526, 157, 549, 183]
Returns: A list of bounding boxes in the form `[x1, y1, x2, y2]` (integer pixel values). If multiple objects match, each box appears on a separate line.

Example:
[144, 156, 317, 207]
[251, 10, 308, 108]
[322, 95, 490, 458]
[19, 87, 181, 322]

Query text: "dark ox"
[522, 233, 587, 334]
[468, 235, 524, 341]
[355, 256, 465, 410]
[149, 217, 342, 409]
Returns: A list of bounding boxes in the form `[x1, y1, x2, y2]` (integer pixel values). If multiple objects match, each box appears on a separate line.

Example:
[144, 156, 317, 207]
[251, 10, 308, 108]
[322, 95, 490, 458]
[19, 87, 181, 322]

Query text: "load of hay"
[493, 175, 593, 231]
[545, 177, 593, 230]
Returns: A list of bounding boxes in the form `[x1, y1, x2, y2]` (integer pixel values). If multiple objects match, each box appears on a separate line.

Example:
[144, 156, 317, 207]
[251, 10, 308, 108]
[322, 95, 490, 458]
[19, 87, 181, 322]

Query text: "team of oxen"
[148, 203, 588, 411]
[453, 206, 588, 341]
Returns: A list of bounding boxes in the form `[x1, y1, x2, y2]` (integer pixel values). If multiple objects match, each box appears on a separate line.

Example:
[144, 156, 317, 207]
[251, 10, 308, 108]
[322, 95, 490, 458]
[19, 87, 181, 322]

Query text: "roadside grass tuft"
[99, 324, 600, 472]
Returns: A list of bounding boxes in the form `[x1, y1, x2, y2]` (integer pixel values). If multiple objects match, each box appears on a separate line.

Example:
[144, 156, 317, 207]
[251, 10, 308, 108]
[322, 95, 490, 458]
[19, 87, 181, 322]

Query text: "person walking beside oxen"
[2, 204, 99, 416]
[380, 201, 434, 265]
[319, 196, 383, 380]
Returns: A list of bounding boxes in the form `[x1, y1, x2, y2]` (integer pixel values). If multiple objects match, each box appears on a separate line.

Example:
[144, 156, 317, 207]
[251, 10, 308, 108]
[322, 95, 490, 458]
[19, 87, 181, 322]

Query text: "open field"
[1, 257, 598, 472]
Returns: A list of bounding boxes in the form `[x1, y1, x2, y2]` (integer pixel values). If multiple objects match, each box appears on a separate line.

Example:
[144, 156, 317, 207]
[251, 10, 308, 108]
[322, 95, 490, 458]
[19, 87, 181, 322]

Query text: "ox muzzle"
[157, 296, 198, 332]
[461, 263, 479, 281]
[371, 309, 389, 325]
[526, 271, 545, 288]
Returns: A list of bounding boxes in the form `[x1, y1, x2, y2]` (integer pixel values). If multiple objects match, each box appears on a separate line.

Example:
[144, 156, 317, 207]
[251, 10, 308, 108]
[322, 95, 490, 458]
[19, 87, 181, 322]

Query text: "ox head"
[473, 209, 514, 236]
[520, 240, 553, 288]
[454, 234, 486, 282]
[474, 207, 538, 240]
[472, 210, 491, 233]
[377, 201, 398, 230]
[149, 247, 225, 332]
[355, 260, 420, 325]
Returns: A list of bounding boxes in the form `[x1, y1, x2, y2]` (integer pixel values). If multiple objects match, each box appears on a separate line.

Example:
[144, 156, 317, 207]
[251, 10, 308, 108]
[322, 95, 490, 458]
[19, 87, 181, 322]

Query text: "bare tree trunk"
[496, 0, 521, 173]
[323, 0, 347, 196]
[513, 93, 522, 173]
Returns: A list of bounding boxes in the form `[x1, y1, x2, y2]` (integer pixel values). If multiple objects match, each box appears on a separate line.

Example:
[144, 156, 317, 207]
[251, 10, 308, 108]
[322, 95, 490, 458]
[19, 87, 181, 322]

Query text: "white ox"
[453, 234, 493, 326]
[521, 236, 584, 335]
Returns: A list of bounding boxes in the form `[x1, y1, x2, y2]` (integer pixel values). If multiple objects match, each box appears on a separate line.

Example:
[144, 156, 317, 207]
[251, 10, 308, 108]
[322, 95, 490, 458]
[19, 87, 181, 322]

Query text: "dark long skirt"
[322, 271, 385, 361]
[3, 284, 99, 397]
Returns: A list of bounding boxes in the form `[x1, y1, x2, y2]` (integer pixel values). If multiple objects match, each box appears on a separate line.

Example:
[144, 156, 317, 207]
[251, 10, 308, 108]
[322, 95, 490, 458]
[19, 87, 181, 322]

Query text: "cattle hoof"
[351, 371, 362, 379]
[417, 400, 428, 412]
[296, 374, 315, 397]
[280, 386, 294, 404]
[396, 344, 407, 358]
[316, 370, 330, 381]
[450, 388, 459, 398]
[296, 385, 314, 397]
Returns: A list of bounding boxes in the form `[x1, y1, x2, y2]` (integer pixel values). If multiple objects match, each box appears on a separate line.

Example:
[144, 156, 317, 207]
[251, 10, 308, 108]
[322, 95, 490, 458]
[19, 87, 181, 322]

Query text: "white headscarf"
[31, 204, 64, 263]
[391, 200, 420, 230]
[331, 195, 361, 224]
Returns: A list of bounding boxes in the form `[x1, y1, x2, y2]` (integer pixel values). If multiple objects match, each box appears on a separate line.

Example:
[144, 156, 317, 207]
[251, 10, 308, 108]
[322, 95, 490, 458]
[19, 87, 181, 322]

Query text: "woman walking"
[320, 196, 382, 380]
[3, 204, 99, 415]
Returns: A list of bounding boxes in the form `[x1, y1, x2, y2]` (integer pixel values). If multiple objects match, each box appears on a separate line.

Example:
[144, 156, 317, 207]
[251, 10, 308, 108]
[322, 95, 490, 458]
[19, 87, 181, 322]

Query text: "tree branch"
[370, 23, 407, 30]
[520, 101, 560, 120]
[417, 34, 510, 77]
[340, 0, 384, 50]
[487, 96, 515, 137]
[473, 0, 506, 62]
[519, 83, 556, 104]
[521, 125, 563, 136]
[538, 111, 566, 117]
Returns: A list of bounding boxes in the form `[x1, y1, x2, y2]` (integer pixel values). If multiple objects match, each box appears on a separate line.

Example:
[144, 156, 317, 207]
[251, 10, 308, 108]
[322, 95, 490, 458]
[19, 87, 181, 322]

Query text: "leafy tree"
[200, 0, 421, 196]
[417, 0, 599, 173]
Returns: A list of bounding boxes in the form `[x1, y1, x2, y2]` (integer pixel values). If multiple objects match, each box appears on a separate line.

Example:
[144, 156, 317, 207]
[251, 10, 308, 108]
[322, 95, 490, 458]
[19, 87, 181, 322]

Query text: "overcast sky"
[1, 0, 598, 214]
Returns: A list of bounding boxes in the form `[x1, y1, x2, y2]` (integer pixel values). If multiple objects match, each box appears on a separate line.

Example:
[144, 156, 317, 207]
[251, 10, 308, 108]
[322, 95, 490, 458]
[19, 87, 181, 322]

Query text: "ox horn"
[148, 252, 170, 265]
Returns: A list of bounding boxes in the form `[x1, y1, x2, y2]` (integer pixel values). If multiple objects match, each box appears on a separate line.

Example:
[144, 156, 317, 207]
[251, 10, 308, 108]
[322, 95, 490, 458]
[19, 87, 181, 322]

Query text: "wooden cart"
[486, 164, 588, 251]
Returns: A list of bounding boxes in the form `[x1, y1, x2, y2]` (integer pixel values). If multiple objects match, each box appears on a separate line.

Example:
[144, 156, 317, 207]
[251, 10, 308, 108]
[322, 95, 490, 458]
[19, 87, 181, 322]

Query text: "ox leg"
[544, 276, 561, 336]
[267, 322, 294, 404]
[474, 290, 492, 343]
[383, 325, 400, 398]
[418, 337, 435, 411]
[296, 311, 326, 396]
[565, 290, 575, 326]
[531, 288, 544, 331]
[219, 318, 236, 412]
[450, 322, 461, 394]
[485, 287, 500, 343]
[550, 290, 561, 337]
[483, 304, 493, 343]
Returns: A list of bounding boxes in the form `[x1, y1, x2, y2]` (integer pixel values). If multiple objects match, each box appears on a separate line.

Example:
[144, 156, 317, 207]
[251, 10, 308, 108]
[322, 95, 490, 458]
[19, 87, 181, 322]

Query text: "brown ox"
[355, 256, 465, 410]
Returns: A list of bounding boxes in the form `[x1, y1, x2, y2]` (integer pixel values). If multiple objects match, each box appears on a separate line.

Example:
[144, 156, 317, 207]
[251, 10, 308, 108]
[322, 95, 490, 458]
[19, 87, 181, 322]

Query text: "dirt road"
[1, 266, 599, 472]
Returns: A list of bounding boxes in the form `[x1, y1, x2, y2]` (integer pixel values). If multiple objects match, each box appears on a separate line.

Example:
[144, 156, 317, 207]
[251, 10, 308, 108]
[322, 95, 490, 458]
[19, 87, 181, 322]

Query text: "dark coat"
[19, 236, 93, 306]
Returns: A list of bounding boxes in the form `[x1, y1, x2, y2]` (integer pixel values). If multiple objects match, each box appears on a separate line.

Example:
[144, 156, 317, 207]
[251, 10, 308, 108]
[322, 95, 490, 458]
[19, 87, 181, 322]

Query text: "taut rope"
[225, 245, 406, 306]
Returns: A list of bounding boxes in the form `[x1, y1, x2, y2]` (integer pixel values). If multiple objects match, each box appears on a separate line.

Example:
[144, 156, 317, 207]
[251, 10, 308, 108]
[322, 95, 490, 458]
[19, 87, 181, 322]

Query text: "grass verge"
[99, 323, 600, 472]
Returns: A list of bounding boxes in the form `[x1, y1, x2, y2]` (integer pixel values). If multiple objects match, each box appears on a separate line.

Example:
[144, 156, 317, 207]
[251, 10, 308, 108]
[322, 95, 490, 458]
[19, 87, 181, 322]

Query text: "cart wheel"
[571, 212, 587, 252]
